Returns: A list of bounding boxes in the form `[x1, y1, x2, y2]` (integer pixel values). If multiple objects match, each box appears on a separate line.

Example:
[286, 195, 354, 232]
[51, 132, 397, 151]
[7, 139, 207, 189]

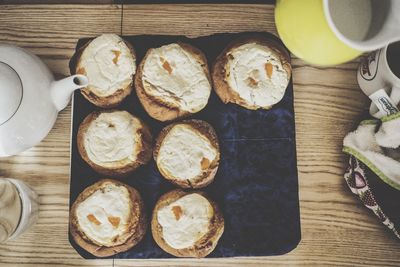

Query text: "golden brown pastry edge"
[69, 179, 147, 257]
[72, 36, 136, 108]
[151, 189, 224, 258]
[77, 110, 153, 177]
[153, 119, 220, 189]
[212, 34, 292, 110]
[134, 42, 211, 122]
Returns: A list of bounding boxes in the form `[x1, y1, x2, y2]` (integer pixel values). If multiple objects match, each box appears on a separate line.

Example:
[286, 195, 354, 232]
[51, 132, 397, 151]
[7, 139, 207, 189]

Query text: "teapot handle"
[50, 74, 88, 111]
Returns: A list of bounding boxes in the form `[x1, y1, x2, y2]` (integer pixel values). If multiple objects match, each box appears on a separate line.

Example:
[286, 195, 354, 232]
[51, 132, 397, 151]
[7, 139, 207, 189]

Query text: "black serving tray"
[68, 32, 301, 259]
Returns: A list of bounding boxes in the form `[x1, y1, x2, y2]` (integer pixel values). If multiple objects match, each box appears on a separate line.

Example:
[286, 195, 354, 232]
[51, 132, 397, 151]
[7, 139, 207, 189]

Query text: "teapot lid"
[0, 62, 22, 125]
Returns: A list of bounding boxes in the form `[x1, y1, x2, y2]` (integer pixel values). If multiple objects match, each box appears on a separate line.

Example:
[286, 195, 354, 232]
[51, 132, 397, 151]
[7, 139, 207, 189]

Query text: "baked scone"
[154, 120, 220, 188]
[135, 43, 212, 121]
[151, 189, 224, 258]
[212, 35, 292, 110]
[70, 179, 147, 257]
[77, 110, 152, 177]
[75, 34, 136, 108]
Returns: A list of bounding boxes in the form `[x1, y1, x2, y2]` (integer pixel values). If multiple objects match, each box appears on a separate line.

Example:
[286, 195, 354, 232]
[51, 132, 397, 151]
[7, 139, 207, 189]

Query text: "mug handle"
[390, 85, 400, 105]
[369, 87, 400, 118]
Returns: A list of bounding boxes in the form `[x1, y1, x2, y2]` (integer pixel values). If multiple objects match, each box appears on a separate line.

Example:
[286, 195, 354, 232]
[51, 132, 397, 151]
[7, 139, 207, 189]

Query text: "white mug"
[357, 41, 400, 118]
[325, 0, 400, 52]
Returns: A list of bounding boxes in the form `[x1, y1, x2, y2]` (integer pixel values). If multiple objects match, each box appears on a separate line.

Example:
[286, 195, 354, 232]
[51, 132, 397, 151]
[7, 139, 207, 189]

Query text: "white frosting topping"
[84, 111, 139, 167]
[76, 183, 131, 246]
[157, 193, 212, 249]
[78, 34, 136, 97]
[157, 124, 217, 181]
[226, 43, 289, 108]
[142, 43, 211, 112]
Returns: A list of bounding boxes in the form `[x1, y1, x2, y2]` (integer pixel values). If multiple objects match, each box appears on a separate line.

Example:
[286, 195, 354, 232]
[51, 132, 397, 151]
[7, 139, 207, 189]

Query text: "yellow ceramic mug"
[275, 0, 362, 66]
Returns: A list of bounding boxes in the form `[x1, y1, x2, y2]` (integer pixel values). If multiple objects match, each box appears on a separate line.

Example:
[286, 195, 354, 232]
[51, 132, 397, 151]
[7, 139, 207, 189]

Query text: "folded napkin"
[343, 112, 400, 239]
[376, 113, 400, 149]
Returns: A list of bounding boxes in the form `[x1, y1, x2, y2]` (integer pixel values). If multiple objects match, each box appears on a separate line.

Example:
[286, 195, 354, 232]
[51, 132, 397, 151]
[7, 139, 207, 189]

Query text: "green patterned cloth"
[343, 113, 400, 239]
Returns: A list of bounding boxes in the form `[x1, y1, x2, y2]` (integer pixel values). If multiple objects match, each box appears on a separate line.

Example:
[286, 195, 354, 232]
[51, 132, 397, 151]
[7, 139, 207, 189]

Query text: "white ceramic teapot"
[0, 44, 88, 157]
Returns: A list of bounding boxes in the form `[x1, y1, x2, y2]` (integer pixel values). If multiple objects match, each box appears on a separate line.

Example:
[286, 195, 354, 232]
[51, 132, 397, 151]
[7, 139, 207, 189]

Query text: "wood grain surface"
[0, 3, 399, 267]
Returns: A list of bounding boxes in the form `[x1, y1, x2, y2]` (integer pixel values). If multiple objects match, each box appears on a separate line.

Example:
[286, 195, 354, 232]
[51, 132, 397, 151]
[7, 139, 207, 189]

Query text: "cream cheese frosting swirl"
[76, 183, 131, 246]
[157, 124, 217, 181]
[142, 43, 211, 113]
[157, 193, 212, 249]
[84, 111, 139, 167]
[77, 34, 136, 97]
[226, 43, 289, 108]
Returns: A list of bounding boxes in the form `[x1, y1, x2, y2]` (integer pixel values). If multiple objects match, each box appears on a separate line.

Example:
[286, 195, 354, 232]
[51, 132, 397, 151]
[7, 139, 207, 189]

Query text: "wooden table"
[0, 2, 399, 266]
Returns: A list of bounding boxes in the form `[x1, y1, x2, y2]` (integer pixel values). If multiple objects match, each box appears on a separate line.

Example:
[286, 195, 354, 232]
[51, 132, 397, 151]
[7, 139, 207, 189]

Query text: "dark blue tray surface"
[69, 32, 301, 259]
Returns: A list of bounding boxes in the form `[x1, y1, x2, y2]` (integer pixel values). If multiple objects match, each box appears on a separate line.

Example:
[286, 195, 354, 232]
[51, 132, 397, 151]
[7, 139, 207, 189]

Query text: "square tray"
[69, 32, 301, 259]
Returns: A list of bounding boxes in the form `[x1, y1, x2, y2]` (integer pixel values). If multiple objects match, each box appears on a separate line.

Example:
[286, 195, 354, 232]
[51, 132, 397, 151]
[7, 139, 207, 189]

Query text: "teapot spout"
[50, 75, 88, 111]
